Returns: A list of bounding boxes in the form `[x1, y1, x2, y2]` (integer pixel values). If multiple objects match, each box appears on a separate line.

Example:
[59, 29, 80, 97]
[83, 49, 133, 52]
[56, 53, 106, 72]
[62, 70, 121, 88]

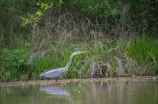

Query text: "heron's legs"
[55, 79, 58, 84]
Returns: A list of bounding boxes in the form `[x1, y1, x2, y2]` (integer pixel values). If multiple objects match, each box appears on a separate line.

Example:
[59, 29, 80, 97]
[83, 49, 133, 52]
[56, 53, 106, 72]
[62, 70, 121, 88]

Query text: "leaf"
[59, 0, 62, 4]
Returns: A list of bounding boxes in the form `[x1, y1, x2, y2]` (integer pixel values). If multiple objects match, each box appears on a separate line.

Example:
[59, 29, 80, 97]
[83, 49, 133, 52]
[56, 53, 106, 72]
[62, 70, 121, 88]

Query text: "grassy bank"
[0, 35, 158, 81]
[0, 1, 158, 81]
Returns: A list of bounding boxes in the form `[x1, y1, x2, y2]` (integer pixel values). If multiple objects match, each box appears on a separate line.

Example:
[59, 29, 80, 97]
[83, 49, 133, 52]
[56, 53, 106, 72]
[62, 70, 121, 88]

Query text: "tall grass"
[31, 36, 158, 80]
[120, 36, 158, 75]
[1, 35, 158, 81]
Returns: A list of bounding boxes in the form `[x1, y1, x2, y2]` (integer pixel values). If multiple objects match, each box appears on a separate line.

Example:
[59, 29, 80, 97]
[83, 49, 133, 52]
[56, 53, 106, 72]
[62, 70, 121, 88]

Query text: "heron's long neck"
[64, 54, 74, 72]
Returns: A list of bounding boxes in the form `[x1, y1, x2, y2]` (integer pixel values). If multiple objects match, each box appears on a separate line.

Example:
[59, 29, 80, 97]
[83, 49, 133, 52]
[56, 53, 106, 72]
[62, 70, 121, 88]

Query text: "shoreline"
[0, 76, 157, 87]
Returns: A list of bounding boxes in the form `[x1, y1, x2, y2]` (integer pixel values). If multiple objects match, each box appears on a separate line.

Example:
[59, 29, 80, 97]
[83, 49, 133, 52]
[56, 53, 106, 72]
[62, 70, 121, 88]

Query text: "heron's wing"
[39, 68, 65, 78]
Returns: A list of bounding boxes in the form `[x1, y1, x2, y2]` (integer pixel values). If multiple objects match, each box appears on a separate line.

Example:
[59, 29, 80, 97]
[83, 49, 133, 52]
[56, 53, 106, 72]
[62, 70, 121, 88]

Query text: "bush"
[0, 49, 31, 81]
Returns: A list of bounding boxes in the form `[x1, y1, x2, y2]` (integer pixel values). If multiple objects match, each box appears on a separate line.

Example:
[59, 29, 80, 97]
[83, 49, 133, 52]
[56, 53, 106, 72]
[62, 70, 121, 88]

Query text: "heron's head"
[73, 51, 86, 55]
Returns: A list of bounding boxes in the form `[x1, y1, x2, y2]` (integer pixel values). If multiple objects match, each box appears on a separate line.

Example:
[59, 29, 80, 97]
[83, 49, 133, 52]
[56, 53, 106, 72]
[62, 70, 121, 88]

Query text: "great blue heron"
[39, 51, 86, 82]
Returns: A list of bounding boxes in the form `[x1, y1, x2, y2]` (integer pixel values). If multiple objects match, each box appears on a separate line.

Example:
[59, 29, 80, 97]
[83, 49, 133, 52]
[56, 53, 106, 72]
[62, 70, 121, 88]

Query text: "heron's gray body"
[39, 68, 65, 79]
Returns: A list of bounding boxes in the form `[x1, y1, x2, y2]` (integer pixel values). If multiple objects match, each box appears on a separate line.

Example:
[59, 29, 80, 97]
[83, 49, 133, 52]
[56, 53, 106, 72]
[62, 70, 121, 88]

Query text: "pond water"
[0, 80, 158, 104]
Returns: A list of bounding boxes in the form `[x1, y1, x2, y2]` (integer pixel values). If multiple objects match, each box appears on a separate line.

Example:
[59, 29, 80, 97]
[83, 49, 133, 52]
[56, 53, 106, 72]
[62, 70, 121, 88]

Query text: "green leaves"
[2, 49, 30, 81]
[3, 49, 29, 67]
[36, 2, 53, 11]
[21, 2, 53, 28]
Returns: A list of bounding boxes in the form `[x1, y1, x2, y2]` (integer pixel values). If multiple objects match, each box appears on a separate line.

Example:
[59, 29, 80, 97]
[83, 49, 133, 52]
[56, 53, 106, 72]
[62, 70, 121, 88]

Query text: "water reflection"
[65, 81, 158, 104]
[40, 85, 73, 104]
[0, 80, 158, 104]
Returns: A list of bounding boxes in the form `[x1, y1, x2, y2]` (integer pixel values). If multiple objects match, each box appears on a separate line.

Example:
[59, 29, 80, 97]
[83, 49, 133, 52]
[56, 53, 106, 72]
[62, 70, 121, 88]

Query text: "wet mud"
[0, 76, 157, 87]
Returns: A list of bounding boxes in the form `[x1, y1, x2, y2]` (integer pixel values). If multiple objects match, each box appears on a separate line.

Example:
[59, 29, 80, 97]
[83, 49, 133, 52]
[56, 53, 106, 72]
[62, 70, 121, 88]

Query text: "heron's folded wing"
[39, 68, 65, 78]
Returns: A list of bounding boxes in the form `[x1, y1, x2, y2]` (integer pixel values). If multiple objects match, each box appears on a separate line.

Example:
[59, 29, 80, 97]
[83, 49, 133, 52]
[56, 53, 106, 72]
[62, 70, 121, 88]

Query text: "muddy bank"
[0, 76, 157, 87]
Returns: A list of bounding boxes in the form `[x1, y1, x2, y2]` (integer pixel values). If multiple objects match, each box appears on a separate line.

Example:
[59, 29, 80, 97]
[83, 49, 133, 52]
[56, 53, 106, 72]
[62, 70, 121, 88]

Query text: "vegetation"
[0, 0, 158, 81]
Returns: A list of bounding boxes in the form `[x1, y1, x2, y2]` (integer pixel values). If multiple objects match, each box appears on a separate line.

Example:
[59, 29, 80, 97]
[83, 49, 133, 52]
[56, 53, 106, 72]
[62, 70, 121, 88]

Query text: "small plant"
[2, 49, 30, 81]
[21, 2, 53, 28]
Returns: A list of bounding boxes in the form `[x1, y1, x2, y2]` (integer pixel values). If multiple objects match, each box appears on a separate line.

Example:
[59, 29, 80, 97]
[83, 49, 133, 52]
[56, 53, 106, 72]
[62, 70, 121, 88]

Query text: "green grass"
[120, 35, 158, 75]
[130, 36, 157, 63]
[0, 35, 158, 81]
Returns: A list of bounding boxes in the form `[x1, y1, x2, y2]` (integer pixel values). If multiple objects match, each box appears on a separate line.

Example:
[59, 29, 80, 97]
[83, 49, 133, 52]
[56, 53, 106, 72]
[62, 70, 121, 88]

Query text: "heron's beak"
[80, 51, 86, 54]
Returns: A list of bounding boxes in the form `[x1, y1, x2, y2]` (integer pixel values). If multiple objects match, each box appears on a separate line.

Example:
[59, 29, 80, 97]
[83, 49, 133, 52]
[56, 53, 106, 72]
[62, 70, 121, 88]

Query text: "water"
[0, 80, 158, 104]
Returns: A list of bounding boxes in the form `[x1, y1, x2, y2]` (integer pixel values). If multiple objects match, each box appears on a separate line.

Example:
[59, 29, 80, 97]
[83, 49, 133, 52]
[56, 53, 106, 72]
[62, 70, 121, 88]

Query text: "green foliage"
[1, 35, 158, 81]
[0, 49, 30, 81]
[123, 36, 158, 63]
[128, 0, 158, 34]
[37, 2, 53, 11]
[121, 35, 158, 75]
[82, 0, 120, 23]
[21, 2, 53, 28]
